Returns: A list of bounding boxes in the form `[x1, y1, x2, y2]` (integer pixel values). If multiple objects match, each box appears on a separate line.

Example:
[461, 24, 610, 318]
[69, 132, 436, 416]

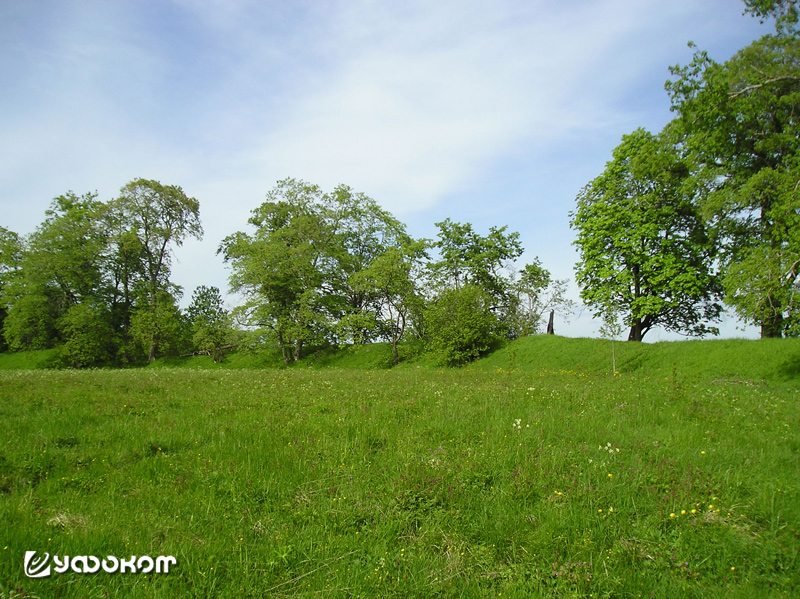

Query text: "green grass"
[0, 338, 799, 597]
[481, 335, 800, 384]
[0, 348, 59, 370]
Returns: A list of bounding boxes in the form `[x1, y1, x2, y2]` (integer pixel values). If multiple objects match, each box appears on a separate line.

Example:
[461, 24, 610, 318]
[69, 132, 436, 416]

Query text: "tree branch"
[730, 75, 800, 98]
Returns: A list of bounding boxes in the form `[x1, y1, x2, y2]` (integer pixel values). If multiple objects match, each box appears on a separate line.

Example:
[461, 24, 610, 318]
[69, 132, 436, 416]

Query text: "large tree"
[667, 32, 800, 336]
[112, 179, 202, 361]
[220, 178, 407, 363]
[2, 193, 111, 352]
[571, 128, 722, 341]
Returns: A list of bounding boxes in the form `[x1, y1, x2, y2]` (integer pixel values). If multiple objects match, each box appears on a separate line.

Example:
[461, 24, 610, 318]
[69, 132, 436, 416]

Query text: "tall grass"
[0, 339, 798, 597]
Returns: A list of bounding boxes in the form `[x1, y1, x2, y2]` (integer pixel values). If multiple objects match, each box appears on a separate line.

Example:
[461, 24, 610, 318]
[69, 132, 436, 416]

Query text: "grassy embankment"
[1, 335, 798, 597]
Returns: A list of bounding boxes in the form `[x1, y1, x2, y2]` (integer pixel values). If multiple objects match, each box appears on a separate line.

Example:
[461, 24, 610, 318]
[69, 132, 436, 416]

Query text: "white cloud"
[246, 0, 654, 216]
[0, 0, 768, 338]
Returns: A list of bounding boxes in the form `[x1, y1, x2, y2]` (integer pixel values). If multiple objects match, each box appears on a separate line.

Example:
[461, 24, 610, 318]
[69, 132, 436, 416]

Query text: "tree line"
[571, 0, 799, 340]
[0, 0, 796, 364]
[0, 177, 570, 367]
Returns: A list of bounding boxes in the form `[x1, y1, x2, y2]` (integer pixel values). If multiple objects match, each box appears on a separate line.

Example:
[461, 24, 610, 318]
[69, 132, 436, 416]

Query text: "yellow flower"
[670, 513, 676, 518]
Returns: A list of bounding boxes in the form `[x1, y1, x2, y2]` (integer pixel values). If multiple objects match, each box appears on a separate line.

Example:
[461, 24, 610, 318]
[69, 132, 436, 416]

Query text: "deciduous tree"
[113, 179, 202, 360]
[667, 33, 800, 336]
[220, 178, 408, 363]
[340, 240, 428, 364]
[187, 285, 234, 362]
[571, 128, 722, 341]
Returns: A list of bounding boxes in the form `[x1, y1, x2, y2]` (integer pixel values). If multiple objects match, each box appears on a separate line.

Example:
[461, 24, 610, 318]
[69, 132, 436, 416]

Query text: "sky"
[0, 0, 775, 340]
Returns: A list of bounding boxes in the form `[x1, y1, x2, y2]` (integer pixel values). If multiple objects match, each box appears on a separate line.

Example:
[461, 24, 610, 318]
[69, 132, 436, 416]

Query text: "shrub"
[424, 284, 505, 366]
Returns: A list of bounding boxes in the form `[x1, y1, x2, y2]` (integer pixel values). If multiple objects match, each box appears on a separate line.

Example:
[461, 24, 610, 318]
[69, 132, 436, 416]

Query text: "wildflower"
[670, 513, 675, 518]
[608, 473, 613, 478]
[681, 510, 686, 515]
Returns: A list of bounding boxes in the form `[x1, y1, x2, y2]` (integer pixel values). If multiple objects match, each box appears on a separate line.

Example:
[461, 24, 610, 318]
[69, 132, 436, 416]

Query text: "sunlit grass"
[0, 347, 798, 597]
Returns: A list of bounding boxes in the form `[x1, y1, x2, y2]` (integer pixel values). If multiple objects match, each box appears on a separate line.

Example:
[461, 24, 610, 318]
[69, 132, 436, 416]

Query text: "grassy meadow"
[1, 336, 799, 597]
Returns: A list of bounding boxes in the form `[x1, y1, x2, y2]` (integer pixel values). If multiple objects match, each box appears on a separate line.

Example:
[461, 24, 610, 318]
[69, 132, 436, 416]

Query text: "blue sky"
[0, 0, 773, 339]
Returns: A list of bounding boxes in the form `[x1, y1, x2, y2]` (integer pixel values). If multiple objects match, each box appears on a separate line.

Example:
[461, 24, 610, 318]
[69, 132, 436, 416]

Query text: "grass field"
[1, 336, 799, 597]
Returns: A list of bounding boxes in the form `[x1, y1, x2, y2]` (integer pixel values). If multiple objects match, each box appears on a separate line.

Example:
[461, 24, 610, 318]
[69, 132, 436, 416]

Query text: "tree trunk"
[629, 264, 643, 342]
[277, 332, 289, 365]
[628, 320, 643, 342]
[148, 339, 157, 363]
[546, 310, 555, 335]
[293, 339, 303, 362]
[391, 340, 399, 365]
[760, 311, 784, 338]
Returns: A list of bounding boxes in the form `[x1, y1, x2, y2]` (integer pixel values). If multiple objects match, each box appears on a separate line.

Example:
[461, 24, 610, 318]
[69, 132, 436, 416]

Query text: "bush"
[58, 303, 114, 367]
[424, 284, 505, 366]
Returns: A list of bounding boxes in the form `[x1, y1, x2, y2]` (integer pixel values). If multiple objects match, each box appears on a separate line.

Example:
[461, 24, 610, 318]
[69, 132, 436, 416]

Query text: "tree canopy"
[571, 128, 722, 341]
[667, 31, 800, 337]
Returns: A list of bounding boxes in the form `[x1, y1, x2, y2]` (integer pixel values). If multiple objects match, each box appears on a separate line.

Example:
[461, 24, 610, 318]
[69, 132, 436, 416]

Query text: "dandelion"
[670, 513, 676, 518]
[681, 510, 686, 515]
[608, 473, 613, 478]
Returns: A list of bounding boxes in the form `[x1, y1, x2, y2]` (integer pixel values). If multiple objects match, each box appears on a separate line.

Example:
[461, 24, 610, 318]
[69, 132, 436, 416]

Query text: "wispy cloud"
[0, 0, 766, 338]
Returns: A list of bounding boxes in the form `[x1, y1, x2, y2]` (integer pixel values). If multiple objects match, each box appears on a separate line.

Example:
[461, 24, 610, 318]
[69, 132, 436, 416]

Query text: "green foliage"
[427, 218, 523, 302]
[186, 285, 236, 362]
[113, 179, 203, 298]
[2, 193, 110, 351]
[130, 290, 187, 362]
[0, 180, 202, 364]
[507, 260, 574, 337]
[667, 33, 800, 337]
[0, 226, 21, 352]
[220, 178, 409, 364]
[114, 179, 203, 361]
[342, 240, 429, 364]
[57, 303, 114, 368]
[424, 284, 505, 365]
[743, 0, 799, 31]
[571, 128, 722, 341]
[2, 291, 59, 350]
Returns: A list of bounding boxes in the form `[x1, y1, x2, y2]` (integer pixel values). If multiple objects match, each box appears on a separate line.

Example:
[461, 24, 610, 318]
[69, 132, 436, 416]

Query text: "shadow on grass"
[777, 352, 800, 380]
